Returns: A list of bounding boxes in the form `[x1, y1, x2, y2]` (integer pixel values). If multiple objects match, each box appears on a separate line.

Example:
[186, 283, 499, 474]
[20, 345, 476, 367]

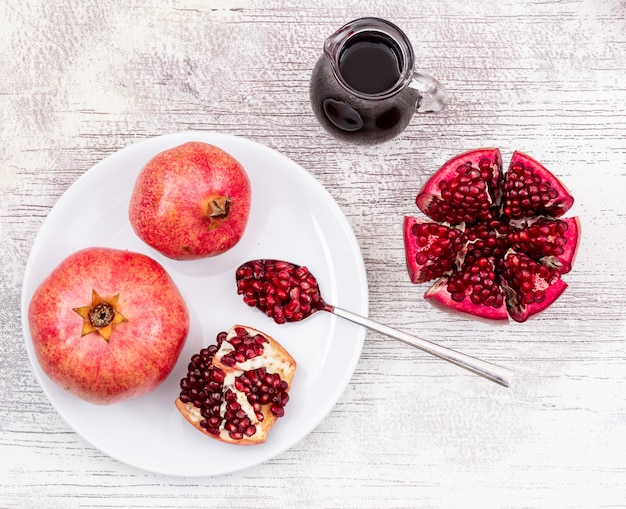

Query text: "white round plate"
[20, 132, 368, 476]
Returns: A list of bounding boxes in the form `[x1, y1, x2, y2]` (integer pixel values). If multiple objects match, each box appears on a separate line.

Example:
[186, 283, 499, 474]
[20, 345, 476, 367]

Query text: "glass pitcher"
[310, 17, 448, 144]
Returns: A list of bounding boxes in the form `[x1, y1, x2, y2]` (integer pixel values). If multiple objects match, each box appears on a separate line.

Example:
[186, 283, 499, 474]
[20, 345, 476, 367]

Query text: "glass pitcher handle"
[409, 72, 448, 113]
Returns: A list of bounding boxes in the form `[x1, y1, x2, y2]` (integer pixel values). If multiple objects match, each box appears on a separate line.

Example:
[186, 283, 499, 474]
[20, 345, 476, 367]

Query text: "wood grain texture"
[2, 0, 626, 507]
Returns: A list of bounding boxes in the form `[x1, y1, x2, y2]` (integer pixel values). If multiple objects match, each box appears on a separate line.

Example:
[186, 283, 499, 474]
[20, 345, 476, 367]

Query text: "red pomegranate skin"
[128, 141, 251, 260]
[28, 247, 190, 405]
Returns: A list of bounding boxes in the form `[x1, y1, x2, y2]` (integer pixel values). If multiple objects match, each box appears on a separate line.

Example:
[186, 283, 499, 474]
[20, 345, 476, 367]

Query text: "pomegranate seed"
[210, 369, 224, 383]
[221, 356, 236, 367]
[270, 405, 285, 417]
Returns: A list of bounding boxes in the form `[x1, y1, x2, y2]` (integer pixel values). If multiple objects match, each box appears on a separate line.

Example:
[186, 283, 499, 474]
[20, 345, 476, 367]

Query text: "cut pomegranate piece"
[176, 325, 296, 445]
[502, 151, 574, 221]
[404, 148, 579, 322]
[500, 250, 568, 322]
[425, 257, 508, 320]
[507, 216, 580, 274]
[416, 148, 502, 224]
[403, 216, 465, 284]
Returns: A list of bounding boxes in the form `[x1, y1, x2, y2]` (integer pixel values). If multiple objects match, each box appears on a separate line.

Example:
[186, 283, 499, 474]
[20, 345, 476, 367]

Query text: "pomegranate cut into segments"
[176, 325, 296, 445]
[404, 148, 580, 322]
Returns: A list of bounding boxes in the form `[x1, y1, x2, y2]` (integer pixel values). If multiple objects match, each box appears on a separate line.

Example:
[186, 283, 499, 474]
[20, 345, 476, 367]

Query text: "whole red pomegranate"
[28, 247, 190, 404]
[129, 141, 251, 260]
[404, 148, 580, 322]
[176, 325, 296, 445]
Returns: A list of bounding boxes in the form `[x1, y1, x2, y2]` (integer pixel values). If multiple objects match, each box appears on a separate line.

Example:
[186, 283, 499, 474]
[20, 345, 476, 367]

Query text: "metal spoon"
[236, 260, 514, 387]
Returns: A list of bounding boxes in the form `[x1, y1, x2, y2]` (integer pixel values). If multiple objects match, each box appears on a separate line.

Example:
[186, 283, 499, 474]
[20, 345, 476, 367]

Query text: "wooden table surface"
[2, 0, 626, 507]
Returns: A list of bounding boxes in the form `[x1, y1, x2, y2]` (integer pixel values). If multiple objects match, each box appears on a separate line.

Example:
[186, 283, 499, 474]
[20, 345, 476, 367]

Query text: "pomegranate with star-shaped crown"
[28, 247, 189, 404]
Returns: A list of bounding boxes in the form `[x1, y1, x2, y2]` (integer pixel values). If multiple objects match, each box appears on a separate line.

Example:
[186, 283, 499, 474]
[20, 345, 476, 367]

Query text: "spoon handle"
[331, 306, 514, 387]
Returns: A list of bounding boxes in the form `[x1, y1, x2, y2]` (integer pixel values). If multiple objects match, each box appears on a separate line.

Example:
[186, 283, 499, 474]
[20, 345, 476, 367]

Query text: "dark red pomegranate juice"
[310, 32, 420, 144]
[339, 38, 401, 94]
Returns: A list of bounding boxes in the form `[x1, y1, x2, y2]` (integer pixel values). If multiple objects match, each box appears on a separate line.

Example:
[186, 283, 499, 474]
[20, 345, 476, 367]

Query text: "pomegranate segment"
[236, 259, 330, 324]
[425, 257, 508, 320]
[507, 216, 580, 274]
[405, 148, 580, 322]
[176, 325, 296, 445]
[403, 216, 465, 284]
[500, 251, 568, 323]
[502, 151, 574, 221]
[415, 148, 503, 224]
